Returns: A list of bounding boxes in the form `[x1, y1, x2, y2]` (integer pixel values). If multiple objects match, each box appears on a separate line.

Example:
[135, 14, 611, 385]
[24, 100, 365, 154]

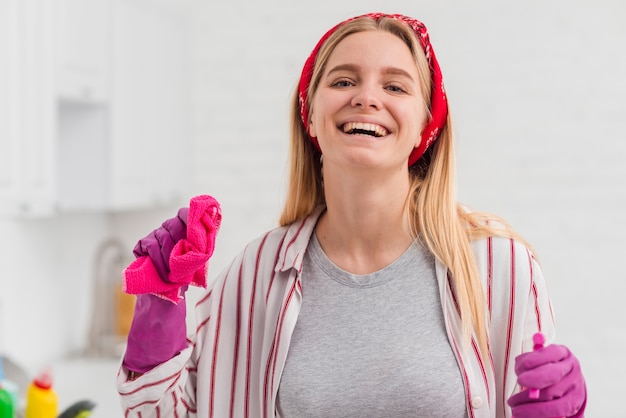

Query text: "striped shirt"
[117, 207, 555, 418]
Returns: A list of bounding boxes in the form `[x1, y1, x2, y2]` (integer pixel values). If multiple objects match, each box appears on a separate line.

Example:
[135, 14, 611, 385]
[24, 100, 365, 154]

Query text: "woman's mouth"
[341, 122, 389, 138]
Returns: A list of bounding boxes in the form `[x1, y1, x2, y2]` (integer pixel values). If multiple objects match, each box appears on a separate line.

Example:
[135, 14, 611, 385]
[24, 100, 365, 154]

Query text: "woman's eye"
[386, 85, 406, 93]
[331, 79, 353, 87]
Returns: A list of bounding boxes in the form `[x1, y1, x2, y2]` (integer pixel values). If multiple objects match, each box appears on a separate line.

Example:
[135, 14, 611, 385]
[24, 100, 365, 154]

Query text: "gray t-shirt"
[276, 234, 467, 418]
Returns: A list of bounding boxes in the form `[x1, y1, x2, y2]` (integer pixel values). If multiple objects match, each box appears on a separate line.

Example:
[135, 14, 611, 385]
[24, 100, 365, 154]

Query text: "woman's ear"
[414, 134, 422, 149]
[308, 114, 316, 138]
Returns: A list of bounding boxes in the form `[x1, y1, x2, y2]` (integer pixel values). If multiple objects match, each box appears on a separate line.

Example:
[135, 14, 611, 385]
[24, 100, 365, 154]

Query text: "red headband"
[298, 13, 448, 166]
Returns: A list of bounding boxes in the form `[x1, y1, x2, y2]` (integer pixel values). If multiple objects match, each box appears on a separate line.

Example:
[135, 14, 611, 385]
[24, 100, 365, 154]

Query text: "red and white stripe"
[118, 208, 556, 418]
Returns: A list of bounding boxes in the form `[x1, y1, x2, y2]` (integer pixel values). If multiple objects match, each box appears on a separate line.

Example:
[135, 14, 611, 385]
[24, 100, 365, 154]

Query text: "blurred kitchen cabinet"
[107, 0, 191, 210]
[55, 0, 112, 211]
[56, 102, 110, 210]
[0, 0, 57, 217]
[57, 0, 191, 211]
[1, 0, 192, 215]
[56, 0, 111, 104]
[0, 0, 17, 214]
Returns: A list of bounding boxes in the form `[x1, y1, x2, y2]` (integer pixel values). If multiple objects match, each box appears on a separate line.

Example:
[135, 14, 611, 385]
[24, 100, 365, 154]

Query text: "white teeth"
[342, 122, 388, 137]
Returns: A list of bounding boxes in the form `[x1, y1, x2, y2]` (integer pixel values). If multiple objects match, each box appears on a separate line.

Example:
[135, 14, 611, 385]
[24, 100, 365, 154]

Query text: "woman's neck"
[315, 169, 414, 274]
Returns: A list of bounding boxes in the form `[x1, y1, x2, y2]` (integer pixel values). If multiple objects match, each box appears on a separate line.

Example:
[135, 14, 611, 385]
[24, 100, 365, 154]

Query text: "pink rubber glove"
[133, 207, 188, 281]
[123, 209, 189, 374]
[507, 344, 587, 418]
[123, 291, 187, 374]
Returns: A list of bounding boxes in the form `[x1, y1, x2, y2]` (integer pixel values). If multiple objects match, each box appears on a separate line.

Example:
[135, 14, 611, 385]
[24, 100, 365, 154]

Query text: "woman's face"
[309, 30, 428, 171]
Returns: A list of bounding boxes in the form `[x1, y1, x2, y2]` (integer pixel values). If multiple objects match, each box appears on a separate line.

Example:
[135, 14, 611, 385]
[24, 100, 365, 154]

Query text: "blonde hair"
[279, 16, 527, 359]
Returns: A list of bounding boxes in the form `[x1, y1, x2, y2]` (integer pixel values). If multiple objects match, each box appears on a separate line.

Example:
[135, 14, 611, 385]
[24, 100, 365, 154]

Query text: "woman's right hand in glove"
[133, 207, 189, 282]
[123, 208, 190, 377]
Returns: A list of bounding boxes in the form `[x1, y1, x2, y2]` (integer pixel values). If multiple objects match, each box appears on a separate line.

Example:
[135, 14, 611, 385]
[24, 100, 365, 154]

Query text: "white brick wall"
[0, 1, 622, 415]
[187, 1, 626, 415]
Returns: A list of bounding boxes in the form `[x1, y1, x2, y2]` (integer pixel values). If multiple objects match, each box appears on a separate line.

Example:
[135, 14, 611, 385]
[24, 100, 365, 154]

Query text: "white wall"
[0, 0, 623, 416]
[0, 214, 109, 368]
[186, 1, 625, 416]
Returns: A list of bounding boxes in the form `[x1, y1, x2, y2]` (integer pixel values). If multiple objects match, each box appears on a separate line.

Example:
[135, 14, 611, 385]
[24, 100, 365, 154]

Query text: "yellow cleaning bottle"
[25, 369, 58, 418]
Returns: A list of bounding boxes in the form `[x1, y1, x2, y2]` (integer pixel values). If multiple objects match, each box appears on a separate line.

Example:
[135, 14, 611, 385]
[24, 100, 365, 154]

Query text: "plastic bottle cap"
[33, 372, 53, 390]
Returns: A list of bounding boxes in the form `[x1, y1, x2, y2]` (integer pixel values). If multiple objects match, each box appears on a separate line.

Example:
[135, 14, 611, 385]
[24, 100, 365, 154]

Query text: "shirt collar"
[275, 206, 325, 273]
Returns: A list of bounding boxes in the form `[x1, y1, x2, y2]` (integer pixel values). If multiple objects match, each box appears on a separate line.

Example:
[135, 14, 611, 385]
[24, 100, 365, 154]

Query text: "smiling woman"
[307, 30, 427, 170]
[299, 14, 447, 168]
[116, 12, 587, 418]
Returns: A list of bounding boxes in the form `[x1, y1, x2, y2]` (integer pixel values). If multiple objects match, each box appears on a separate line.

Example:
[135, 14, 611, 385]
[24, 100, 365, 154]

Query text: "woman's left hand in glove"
[507, 344, 586, 418]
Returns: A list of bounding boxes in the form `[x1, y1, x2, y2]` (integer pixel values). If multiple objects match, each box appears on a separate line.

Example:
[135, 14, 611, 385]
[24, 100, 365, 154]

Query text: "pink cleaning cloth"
[123, 195, 222, 303]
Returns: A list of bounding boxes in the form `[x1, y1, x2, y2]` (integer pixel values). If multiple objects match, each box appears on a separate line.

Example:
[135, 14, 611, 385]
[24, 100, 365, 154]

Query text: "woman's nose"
[350, 84, 381, 110]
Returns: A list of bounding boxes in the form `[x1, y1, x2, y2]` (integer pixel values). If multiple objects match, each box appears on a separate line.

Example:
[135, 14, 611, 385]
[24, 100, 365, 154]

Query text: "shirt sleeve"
[116, 342, 198, 417]
[481, 236, 556, 417]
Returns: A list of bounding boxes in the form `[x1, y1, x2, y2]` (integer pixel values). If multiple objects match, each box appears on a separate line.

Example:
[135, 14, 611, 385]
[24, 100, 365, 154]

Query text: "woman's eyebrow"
[382, 66, 415, 82]
[326, 63, 360, 76]
[326, 64, 415, 82]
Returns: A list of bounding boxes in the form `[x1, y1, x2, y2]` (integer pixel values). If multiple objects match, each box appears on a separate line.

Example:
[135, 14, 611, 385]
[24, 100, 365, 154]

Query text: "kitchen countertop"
[52, 357, 122, 418]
